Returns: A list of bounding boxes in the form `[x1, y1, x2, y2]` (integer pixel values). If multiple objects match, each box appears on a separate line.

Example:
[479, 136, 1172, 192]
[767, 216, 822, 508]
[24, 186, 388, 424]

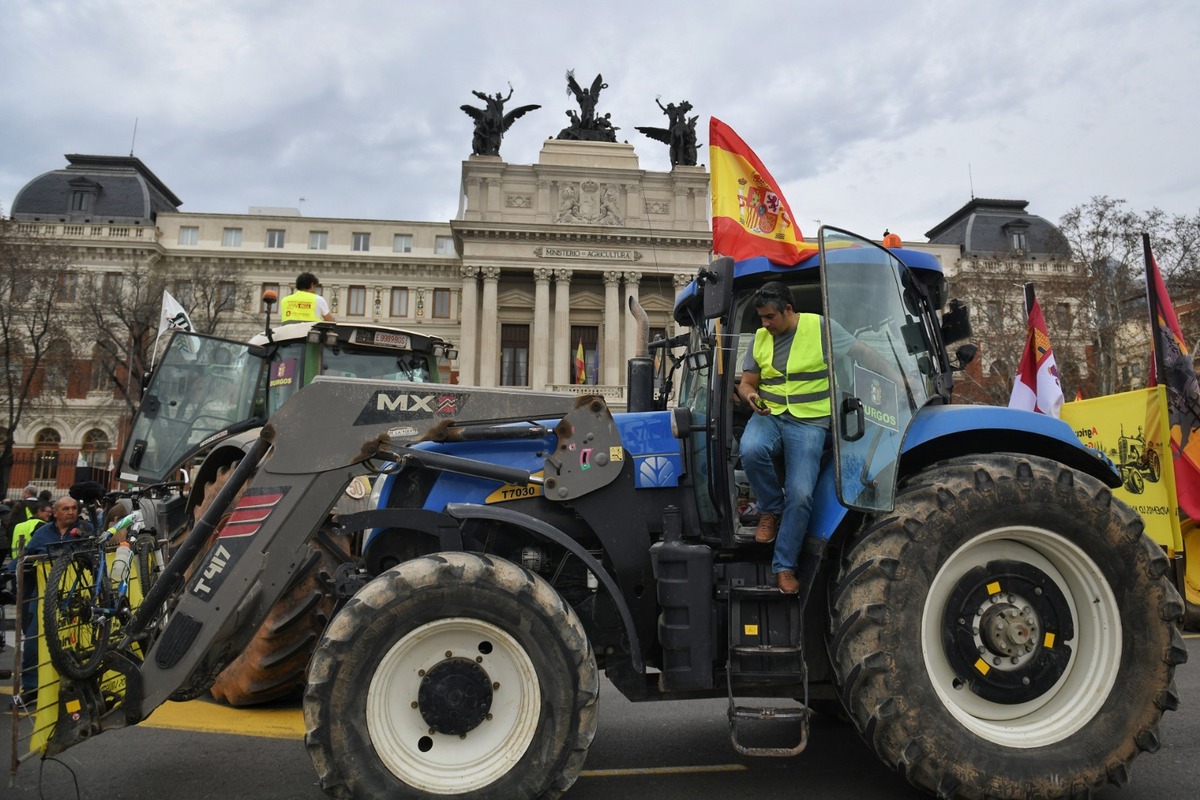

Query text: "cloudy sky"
[2, 0, 1196, 242]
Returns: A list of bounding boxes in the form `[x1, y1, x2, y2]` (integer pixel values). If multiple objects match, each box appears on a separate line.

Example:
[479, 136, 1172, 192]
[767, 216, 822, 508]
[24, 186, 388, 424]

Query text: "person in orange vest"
[280, 272, 334, 323]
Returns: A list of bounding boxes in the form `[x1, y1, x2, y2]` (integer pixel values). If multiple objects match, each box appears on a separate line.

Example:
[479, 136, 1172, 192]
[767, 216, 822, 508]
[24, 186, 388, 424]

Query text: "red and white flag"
[1009, 284, 1064, 417]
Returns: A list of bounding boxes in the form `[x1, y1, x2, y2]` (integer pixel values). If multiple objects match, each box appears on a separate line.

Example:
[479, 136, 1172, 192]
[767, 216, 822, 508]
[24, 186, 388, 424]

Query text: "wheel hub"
[979, 602, 1038, 658]
[416, 657, 494, 736]
[942, 559, 1075, 703]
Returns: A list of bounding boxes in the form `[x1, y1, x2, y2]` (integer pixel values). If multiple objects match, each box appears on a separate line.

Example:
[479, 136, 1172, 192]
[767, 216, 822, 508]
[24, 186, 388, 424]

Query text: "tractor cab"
[118, 321, 455, 485]
[672, 226, 972, 545]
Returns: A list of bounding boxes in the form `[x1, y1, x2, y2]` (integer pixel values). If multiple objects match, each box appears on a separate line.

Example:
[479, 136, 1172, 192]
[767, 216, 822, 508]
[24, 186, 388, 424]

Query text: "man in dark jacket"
[12, 496, 90, 702]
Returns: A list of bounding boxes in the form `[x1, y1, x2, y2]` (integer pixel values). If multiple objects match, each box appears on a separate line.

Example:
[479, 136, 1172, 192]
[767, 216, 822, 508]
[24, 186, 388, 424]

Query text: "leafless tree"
[1058, 196, 1146, 397]
[72, 256, 171, 412]
[178, 261, 243, 335]
[0, 219, 78, 491]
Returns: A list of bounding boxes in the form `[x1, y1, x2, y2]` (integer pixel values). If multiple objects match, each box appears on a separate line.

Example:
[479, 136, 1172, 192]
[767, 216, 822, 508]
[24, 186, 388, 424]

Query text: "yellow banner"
[1060, 386, 1182, 552]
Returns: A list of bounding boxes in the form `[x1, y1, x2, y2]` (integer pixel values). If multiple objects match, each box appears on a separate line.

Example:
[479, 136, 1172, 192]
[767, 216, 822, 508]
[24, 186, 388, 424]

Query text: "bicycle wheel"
[43, 548, 112, 680]
[134, 534, 162, 598]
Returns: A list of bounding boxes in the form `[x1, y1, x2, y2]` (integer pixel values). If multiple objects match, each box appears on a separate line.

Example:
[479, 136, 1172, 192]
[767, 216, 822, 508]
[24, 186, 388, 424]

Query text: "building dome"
[10, 153, 181, 225]
[925, 198, 1070, 259]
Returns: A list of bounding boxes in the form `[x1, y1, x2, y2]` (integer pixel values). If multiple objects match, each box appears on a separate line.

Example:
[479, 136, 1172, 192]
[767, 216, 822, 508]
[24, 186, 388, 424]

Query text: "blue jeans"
[740, 413, 829, 575]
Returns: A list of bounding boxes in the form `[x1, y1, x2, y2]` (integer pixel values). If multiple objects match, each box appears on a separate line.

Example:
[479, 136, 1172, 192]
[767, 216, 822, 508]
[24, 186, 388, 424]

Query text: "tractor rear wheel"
[304, 552, 598, 799]
[208, 536, 341, 706]
[830, 454, 1186, 799]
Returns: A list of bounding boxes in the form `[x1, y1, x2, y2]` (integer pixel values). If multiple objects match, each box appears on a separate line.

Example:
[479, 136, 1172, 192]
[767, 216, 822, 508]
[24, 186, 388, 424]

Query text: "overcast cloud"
[2, 0, 1197, 241]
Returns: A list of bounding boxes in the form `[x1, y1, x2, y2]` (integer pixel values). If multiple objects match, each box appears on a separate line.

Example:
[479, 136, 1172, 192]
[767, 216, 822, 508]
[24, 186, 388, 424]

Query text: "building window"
[222, 227, 243, 247]
[217, 281, 237, 312]
[71, 191, 88, 211]
[390, 287, 409, 317]
[1055, 302, 1071, 329]
[266, 229, 285, 248]
[432, 288, 451, 319]
[348, 286, 367, 316]
[434, 235, 454, 255]
[352, 232, 371, 252]
[985, 300, 1002, 329]
[33, 428, 61, 482]
[57, 272, 79, 303]
[80, 428, 110, 470]
[500, 324, 530, 386]
[1012, 232, 1028, 251]
[102, 273, 123, 303]
[309, 230, 328, 250]
[261, 283, 281, 312]
[175, 281, 194, 308]
[90, 346, 114, 392]
[179, 226, 199, 245]
[570, 325, 599, 385]
[393, 234, 413, 253]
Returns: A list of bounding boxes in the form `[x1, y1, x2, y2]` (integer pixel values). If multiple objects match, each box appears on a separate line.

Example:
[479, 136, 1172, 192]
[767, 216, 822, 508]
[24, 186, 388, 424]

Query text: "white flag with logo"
[159, 290, 194, 336]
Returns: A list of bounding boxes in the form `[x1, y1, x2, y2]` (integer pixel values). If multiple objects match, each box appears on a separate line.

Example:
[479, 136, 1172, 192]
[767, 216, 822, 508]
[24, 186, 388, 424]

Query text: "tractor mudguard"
[900, 404, 1120, 486]
[806, 403, 1118, 543]
[443, 502, 644, 672]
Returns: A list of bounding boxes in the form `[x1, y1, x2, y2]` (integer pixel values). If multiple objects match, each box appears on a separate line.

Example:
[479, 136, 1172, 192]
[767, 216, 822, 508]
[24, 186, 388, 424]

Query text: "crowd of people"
[1, 485, 98, 701]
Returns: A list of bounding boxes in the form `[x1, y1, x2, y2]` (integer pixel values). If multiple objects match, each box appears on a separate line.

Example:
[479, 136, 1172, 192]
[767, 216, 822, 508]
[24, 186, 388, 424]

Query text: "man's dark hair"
[752, 281, 793, 314]
[296, 272, 319, 291]
[36, 500, 52, 513]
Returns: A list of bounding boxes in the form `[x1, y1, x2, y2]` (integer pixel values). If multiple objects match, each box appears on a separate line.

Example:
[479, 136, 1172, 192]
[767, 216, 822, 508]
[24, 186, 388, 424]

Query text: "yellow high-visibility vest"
[280, 290, 321, 322]
[752, 314, 830, 418]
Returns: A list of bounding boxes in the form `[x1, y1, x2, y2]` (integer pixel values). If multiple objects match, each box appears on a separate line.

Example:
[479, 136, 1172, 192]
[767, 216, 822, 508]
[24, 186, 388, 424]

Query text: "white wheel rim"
[367, 617, 541, 794]
[921, 525, 1121, 748]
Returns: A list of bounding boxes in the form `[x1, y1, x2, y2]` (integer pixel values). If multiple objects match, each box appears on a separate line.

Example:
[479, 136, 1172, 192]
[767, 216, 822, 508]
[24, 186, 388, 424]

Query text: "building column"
[673, 273, 692, 337]
[623, 270, 642, 362]
[553, 269, 572, 386]
[458, 266, 479, 385]
[479, 267, 501, 387]
[532, 268, 552, 390]
[603, 270, 622, 386]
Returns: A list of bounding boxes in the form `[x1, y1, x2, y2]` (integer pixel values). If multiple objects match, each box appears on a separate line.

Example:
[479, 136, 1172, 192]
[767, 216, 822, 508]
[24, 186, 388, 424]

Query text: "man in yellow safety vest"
[736, 281, 898, 595]
[280, 272, 334, 323]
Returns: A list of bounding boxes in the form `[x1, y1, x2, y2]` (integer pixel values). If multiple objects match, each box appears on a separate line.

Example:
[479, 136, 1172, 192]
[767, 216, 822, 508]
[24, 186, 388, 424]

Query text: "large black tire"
[304, 552, 599, 799]
[830, 453, 1187, 799]
[209, 537, 341, 706]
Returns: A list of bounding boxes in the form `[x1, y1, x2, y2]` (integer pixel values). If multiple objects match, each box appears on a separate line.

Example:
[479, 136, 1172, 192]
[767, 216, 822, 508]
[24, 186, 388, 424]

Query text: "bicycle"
[41, 506, 167, 681]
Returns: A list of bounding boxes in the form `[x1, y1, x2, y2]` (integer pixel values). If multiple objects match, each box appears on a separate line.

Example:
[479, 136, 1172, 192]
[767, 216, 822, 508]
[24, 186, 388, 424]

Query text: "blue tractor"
[49, 227, 1184, 800]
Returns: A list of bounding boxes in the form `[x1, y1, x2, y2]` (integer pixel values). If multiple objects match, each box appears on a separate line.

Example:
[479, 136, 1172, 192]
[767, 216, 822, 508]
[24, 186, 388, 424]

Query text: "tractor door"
[117, 331, 267, 484]
[820, 227, 934, 511]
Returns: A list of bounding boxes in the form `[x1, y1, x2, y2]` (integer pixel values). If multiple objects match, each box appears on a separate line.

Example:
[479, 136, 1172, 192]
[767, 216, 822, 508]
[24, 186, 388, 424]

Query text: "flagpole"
[1144, 232, 1166, 386]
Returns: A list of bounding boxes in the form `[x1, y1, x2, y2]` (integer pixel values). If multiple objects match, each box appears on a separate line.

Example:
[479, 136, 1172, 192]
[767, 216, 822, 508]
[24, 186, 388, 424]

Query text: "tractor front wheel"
[304, 552, 598, 799]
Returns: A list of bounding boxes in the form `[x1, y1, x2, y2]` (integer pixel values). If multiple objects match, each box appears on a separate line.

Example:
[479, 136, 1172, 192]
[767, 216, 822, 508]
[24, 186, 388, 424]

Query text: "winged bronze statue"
[636, 98, 698, 166]
[461, 84, 540, 157]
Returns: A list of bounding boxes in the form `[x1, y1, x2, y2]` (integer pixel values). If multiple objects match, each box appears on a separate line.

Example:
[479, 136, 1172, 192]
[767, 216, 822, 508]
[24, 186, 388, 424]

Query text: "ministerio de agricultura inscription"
[534, 246, 643, 262]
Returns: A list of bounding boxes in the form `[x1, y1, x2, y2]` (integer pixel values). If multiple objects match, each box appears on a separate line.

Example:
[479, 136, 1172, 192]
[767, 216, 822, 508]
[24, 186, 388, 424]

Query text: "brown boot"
[775, 570, 800, 595]
[755, 511, 779, 543]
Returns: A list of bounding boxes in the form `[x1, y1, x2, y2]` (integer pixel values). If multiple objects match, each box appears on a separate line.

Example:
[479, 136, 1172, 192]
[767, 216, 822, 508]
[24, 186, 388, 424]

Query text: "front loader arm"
[133, 377, 580, 715]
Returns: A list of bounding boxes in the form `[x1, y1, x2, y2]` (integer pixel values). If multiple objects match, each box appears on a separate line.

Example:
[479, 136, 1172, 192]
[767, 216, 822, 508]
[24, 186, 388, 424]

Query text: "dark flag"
[1145, 233, 1200, 520]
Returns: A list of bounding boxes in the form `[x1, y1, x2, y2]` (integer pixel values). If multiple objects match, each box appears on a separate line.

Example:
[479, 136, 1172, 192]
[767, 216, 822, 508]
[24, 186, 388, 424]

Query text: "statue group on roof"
[460, 71, 698, 165]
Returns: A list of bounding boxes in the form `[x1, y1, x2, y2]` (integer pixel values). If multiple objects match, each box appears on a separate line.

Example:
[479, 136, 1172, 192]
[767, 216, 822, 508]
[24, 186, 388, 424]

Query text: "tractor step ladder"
[725, 581, 809, 757]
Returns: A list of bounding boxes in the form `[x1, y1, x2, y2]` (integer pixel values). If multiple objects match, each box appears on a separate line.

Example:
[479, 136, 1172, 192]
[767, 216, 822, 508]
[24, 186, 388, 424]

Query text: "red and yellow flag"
[575, 339, 587, 385]
[709, 117, 816, 266]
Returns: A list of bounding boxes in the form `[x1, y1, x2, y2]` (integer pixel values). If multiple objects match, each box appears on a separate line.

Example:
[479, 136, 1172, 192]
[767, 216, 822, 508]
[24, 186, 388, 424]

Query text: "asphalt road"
[4, 636, 1200, 800]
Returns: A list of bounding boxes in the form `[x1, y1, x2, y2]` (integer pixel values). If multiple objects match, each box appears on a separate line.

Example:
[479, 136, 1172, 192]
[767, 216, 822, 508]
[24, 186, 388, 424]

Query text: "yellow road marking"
[144, 699, 305, 739]
[582, 764, 748, 777]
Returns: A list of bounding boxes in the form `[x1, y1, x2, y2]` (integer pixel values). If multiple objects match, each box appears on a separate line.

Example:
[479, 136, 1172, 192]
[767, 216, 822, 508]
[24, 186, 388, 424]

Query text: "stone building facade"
[4, 142, 963, 497]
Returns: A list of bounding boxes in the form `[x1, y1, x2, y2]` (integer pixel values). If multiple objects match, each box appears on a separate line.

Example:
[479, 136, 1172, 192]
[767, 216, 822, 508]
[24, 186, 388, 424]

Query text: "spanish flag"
[575, 339, 587, 385]
[709, 117, 815, 266]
